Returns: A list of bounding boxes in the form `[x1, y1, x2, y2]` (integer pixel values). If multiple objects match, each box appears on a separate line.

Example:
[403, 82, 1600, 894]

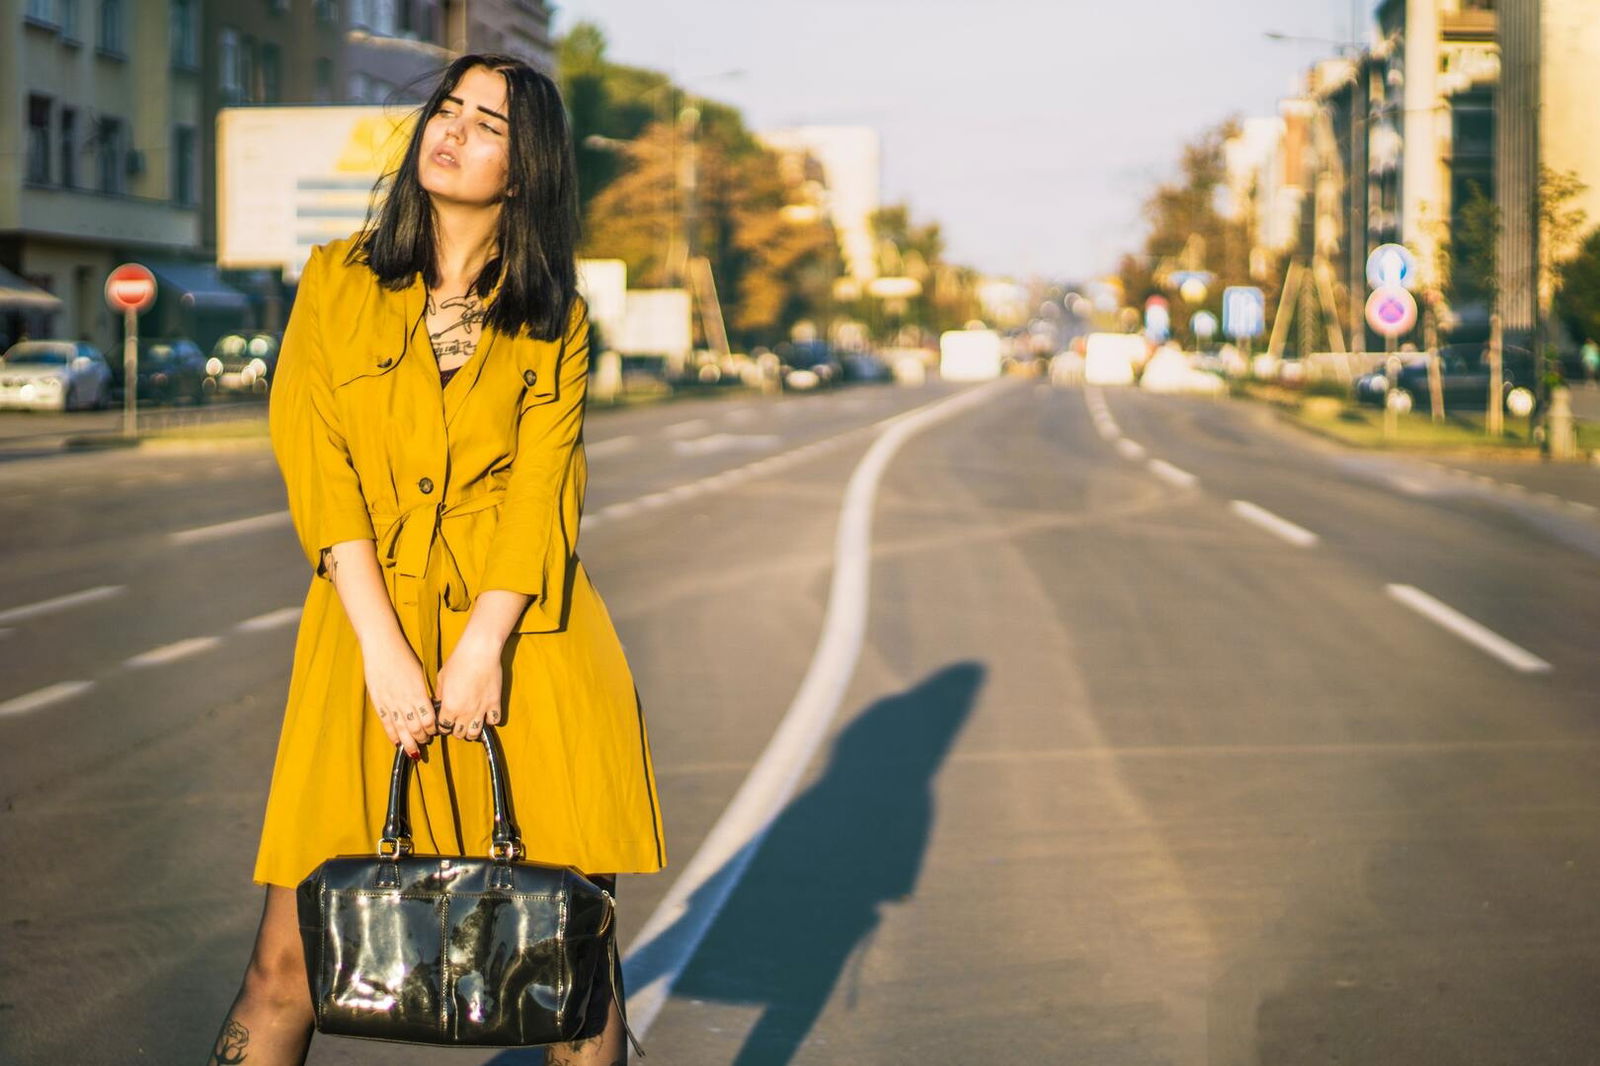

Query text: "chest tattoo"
[426, 291, 486, 368]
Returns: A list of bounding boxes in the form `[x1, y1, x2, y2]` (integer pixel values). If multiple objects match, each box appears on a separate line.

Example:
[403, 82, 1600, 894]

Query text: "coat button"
[378, 357, 394, 368]
[523, 369, 537, 386]
[418, 477, 434, 494]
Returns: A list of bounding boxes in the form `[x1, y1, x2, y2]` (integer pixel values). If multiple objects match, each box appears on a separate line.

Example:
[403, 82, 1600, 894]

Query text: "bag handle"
[378, 725, 522, 861]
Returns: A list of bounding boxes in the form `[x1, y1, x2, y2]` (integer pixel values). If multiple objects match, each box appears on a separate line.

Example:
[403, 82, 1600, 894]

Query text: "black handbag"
[296, 726, 641, 1052]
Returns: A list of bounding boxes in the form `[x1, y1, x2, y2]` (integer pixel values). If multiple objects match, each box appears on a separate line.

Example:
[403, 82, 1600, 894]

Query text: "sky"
[553, 0, 1371, 282]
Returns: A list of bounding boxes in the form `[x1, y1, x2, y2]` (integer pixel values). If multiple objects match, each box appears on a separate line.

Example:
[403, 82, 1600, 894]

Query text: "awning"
[144, 260, 250, 312]
[0, 264, 63, 312]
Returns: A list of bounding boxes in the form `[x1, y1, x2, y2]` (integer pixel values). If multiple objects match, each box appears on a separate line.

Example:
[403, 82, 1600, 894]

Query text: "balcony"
[1443, 9, 1496, 41]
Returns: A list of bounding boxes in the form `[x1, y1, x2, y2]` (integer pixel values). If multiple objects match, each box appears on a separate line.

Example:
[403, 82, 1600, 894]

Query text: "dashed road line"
[125, 635, 222, 668]
[1386, 584, 1552, 674]
[0, 585, 125, 625]
[236, 607, 302, 632]
[1148, 459, 1199, 490]
[586, 435, 637, 459]
[1115, 439, 1147, 461]
[1229, 500, 1319, 548]
[663, 418, 711, 438]
[169, 511, 291, 544]
[0, 680, 95, 719]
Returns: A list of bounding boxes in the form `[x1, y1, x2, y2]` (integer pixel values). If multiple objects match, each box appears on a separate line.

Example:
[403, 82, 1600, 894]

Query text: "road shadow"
[668, 661, 982, 1064]
[486, 661, 983, 1065]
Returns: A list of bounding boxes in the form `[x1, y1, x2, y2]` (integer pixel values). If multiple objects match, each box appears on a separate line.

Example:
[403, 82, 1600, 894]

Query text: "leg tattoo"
[207, 1018, 251, 1065]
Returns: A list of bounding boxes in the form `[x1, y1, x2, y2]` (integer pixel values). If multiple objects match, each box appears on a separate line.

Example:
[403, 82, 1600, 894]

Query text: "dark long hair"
[349, 54, 579, 342]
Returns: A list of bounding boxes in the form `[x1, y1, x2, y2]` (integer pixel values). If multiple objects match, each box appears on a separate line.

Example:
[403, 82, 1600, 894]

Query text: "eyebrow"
[443, 95, 508, 123]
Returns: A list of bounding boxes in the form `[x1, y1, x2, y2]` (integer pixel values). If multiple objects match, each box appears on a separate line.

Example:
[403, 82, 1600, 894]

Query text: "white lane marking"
[1385, 584, 1552, 674]
[1229, 500, 1319, 548]
[1571, 501, 1598, 515]
[0, 585, 125, 625]
[623, 380, 1008, 1035]
[235, 607, 301, 632]
[169, 511, 291, 545]
[1115, 439, 1147, 461]
[124, 635, 222, 668]
[1147, 459, 1199, 489]
[1389, 475, 1433, 495]
[0, 680, 95, 718]
[663, 418, 711, 438]
[586, 435, 637, 459]
[671, 433, 781, 457]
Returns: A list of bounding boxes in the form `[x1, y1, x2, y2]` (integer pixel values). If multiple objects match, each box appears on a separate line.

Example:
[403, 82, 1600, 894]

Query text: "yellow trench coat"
[253, 235, 665, 887]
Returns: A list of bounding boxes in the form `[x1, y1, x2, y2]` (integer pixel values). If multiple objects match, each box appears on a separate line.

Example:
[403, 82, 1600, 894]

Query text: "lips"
[431, 147, 459, 168]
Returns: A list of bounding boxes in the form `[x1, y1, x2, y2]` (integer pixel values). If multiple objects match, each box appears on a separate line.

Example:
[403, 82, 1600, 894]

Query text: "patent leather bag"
[296, 727, 640, 1052]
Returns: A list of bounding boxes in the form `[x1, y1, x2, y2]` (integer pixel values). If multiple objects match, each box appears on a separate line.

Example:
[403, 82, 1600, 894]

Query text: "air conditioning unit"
[124, 149, 145, 176]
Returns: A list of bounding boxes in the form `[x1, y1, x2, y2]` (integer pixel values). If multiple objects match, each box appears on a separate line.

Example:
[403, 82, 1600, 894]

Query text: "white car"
[0, 340, 113, 411]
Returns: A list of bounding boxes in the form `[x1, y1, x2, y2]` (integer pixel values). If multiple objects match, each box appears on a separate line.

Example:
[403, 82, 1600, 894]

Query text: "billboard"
[217, 106, 416, 281]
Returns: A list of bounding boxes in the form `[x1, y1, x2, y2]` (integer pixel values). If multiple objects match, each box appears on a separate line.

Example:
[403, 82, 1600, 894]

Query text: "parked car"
[1354, 344, 1534, 411]
[109, 338, 209, 405]
[839, 351, 893, 384]
[205, 331, 282, 395]
[0, 340, 113, 411]
[777, 341, 841, 390]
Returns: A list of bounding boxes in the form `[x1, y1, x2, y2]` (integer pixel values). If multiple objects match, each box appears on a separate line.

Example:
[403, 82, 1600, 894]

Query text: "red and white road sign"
[1365, 285, 1417, 339]
[105, 263, 157, 314]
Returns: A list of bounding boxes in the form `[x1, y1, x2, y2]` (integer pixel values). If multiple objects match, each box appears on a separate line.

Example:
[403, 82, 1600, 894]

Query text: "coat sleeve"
[268, 245, 375, 577]
[479, 300, 590, 629]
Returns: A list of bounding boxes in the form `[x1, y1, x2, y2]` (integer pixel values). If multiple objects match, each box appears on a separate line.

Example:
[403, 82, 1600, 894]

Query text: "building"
[0, 0, 241, 351]
[760, 126, 881, 284]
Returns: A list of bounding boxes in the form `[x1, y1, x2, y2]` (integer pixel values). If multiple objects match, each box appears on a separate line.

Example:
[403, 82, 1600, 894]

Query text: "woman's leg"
[205, 885, 315, 1065]
[547, 874, 631, 1066]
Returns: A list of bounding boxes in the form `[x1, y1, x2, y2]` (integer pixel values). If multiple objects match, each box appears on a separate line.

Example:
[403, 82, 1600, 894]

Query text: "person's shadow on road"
[490, 661, 982, 1066]
[663, 661, 983, 1065]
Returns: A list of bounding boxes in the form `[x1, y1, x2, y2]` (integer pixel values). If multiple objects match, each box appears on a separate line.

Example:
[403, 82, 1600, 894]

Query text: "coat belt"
[370, 489, 507, 672]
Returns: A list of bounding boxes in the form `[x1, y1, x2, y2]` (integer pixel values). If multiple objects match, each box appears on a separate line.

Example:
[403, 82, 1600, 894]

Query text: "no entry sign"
[1365, 285, 1417, 339]
[105, 263, 157, 314]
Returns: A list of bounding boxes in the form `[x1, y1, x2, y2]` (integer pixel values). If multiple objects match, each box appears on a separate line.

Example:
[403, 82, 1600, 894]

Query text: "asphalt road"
[2, 378, 1600, 1064]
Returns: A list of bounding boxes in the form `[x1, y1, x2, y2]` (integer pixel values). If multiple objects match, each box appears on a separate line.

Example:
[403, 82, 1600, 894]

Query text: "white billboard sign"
[217, 106, 416, 281]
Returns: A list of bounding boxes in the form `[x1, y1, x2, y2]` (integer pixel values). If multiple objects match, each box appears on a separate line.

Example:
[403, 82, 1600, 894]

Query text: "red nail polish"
[407, 750, 421, 761]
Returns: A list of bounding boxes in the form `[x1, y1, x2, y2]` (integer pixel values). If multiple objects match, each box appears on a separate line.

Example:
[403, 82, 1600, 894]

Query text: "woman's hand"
[362, 635, 436, 757]
[437, 633, 504, 741]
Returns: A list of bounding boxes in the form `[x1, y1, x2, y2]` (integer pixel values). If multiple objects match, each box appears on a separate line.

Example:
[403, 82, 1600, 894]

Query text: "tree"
[1439, 180, 1500, 314]
[1555, 225, 1600, 347]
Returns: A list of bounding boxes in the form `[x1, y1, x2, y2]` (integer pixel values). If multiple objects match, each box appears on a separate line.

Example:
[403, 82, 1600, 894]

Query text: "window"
[60, 107, 77, 188]
[25, 0, 52, 23]
[219, 28, 240, 101]
[261, 43, 281, 103]
[314, 0, 339, 24]
[170, 0, 198, 67]
[96, 116, 123, 194]
[374, 0, 396, 35]
[239, 35, 257, 102]
[59, 0, 78, 39]
[98, 0, 122, 53]
[173, 125, 196, 205]
[314, 57, 333, 102]
[348, 0, 370, 29]
[26, 96, 52, 184]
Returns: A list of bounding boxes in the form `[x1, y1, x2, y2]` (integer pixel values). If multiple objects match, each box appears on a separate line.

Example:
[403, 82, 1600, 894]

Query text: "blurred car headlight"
[786, 369, 820, 390]
[206, 357, 224, 376]
[248, 357, 268, 376]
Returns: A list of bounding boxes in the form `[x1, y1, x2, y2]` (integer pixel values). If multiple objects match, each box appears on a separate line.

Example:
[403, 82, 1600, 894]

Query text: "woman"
[206, 55, 665, 1066]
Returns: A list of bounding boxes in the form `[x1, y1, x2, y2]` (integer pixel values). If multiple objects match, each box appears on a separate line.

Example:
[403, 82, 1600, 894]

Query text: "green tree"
[1555, 226, 1600, 346]
[1439, 180, 1500, 313]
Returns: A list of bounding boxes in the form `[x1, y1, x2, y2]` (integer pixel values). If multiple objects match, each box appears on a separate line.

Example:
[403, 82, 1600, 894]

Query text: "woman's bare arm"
[437, 589, 532, 740]
[323, 539, 437, 755]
